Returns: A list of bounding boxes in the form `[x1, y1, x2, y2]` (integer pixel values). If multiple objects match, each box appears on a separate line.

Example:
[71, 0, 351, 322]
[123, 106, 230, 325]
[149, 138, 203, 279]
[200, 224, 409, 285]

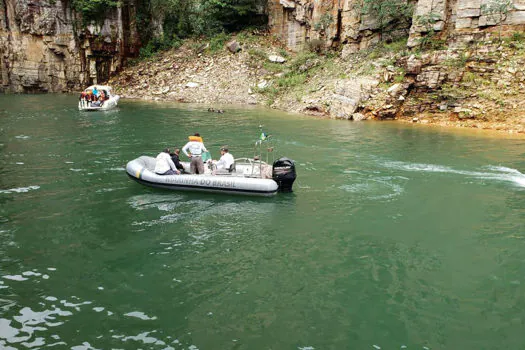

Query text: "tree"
[415, 12, 442, 49]
[481, 0, 514, 41]
[71, 0, 119, 24]
[360, 0, 414, 41]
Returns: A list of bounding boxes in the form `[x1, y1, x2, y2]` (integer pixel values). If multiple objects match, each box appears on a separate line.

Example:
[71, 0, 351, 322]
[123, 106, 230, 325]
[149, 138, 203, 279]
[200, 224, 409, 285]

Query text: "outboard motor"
[272, 157, 296, 192]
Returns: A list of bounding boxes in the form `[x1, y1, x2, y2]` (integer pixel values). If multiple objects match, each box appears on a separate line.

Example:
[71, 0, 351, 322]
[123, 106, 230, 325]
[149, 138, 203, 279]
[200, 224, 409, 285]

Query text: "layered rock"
[269, 0, 525, 52]
[0, 0, 140, 93]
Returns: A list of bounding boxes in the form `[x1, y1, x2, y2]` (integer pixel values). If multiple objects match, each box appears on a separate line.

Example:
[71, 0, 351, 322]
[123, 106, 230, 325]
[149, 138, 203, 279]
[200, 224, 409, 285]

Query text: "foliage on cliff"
[72, 0, 119, 23]
[137, 0, 266, 57]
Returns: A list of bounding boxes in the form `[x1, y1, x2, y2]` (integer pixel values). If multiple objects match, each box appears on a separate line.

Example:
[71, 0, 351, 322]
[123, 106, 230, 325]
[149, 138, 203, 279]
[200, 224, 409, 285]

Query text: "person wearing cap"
[213, 146, 235, 173]
[154, 148, 180, 175]
[182, 133, 208, 174]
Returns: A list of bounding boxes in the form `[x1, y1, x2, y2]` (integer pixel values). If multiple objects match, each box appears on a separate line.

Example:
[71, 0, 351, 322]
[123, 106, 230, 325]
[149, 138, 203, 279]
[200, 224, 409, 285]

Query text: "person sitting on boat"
[92, 86, 99, 97]
[182, 133, 208, 175]
[154, 148, 180, 175]
[89, 91, 97, 103]
[170, 148, 185, 173]
[213, 146, 234, 174]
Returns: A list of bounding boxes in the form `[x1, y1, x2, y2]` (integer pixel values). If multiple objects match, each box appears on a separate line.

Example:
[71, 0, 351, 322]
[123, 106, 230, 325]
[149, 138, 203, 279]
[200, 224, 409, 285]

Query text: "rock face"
[269, 0, 525, 52]
[0, 0, 140, 93]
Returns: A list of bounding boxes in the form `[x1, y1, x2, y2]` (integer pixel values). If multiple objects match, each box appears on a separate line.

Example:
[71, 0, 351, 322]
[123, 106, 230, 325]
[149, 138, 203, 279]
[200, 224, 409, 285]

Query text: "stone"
[351, 113, 366, 121]
[226, 40, 241, 53]
[406, 55, 423, 75]
[185, 82, 199, 88]
[280, 0, 296, 8]
[387, 83, 403, 96]
[257, 80, 269, 89]
[268, 55, 287, 63]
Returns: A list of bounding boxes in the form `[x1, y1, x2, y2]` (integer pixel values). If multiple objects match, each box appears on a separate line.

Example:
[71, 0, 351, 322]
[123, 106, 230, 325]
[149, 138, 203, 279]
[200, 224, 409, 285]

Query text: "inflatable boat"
[126, 156, 296, 196]
[78, 85, 120, 111]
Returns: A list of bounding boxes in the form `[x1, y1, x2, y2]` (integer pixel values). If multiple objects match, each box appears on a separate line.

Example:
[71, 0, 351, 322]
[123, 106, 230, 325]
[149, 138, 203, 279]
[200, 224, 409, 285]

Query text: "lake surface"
[1, 94, 524, 349]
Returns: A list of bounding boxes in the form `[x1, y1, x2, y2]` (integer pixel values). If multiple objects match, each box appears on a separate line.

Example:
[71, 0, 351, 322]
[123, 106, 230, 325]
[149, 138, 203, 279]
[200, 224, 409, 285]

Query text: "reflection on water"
[0, 95, 524, 349]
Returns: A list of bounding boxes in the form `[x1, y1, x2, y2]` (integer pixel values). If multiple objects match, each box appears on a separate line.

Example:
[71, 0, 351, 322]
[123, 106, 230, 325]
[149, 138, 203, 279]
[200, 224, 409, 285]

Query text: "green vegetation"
[313, 13, 334, 35]
[135, 0, 266, 58]
[254, 51, 328, 104]
[415, 12, 445, 50]
[358, 0, 414, 40]
[71, 0, 119, 23]
[481, 0, 513, 40]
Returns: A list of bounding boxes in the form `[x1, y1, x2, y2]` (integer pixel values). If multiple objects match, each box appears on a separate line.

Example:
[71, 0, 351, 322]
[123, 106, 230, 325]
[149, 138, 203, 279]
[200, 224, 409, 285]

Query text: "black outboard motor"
[272, 157, 296, 192]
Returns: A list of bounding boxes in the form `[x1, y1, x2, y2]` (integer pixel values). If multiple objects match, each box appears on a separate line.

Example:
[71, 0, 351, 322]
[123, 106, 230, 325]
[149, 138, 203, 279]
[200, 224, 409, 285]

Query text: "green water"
[1, 94, 524, 349]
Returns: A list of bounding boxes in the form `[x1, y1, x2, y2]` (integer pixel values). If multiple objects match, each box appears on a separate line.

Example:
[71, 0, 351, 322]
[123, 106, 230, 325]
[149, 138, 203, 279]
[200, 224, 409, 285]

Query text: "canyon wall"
[269, 0, 525, 53]
[0, 0, 140, 93]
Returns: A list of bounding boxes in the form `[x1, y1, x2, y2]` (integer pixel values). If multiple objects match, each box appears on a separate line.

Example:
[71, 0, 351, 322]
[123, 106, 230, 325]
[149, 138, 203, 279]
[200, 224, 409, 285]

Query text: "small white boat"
[78, 85, 120, 111]
[126, 156, 296, 196]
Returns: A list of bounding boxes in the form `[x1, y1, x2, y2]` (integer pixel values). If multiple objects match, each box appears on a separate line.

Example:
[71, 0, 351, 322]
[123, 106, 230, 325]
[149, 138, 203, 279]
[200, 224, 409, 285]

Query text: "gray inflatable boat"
[126, 156, 296, 196]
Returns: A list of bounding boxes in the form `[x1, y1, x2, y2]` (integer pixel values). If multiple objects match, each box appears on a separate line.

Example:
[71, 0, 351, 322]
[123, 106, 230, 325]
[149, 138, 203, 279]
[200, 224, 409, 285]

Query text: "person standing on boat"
[170, 148, 185, 173]
[154, 148, 180, 175]
[214, 146, 234, 173]
[182, 133, 208, 174]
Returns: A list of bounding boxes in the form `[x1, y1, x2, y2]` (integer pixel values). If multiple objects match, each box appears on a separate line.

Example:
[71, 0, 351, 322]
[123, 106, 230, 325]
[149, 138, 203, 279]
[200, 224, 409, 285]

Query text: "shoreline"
[108, 38, 524, 138]
[119, 96, 525, 138]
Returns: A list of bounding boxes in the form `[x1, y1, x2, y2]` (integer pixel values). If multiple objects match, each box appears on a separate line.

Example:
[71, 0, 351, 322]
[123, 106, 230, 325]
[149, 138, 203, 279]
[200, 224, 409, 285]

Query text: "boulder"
[351, 113, 367, 121]
[268, 55, 287, 63]
[226, 40, 241, 53]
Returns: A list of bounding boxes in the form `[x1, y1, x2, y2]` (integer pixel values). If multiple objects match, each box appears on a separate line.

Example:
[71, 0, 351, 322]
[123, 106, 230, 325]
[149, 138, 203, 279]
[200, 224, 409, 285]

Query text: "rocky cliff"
[0, 0, 140, 93]
[269, 0, 525, 52]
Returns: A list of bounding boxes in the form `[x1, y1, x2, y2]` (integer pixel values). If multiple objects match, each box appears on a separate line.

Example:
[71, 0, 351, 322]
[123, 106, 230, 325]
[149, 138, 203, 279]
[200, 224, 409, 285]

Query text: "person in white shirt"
[182, 133, 208, 174]
[213, 146, 235, 174]
[154, 148, 180, 175]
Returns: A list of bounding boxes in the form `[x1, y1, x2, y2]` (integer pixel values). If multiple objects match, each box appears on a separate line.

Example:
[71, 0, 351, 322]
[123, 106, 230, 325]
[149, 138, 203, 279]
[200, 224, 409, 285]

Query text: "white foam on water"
[22, 271, 41, 277]
[2, 275, 28, 281]
[0, 318, 20, 339]
[96, 187, 126, 193]
[0, 186, 40, 194]
[93, 307, 105, 312]
[383, 161, 525, 188]
[15, 162, 24, 165]
[21, 337, 45, 348]
[123, 311, 157, 320]
[115, 331, 165, 345]
[60, 299, 92, 312]
[339, 176, 406, 201]
[47, 267, 56, 271]
[15, 135, 30, 139]
[128, 194, 186, 211]
[69, 168, 84, 172]
[45, 341, 67, 347]
[71, 341, 101, 350]
[0, 305, 76, 345]
[108, 167, 125, 171]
